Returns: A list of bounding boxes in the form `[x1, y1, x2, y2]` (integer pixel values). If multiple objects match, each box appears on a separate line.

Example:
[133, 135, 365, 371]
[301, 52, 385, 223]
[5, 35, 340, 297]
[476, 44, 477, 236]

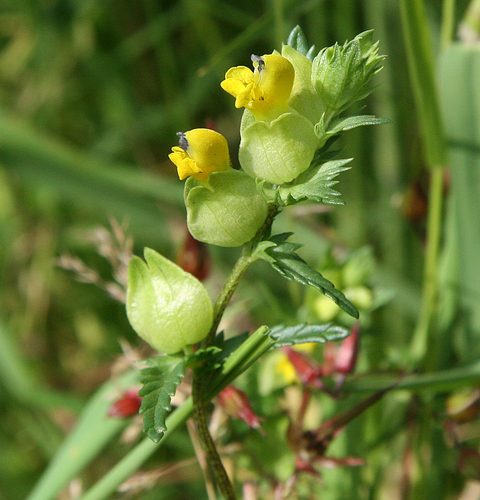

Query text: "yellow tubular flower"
[221, 54, 295, 121]
[168, 128, 230, 181]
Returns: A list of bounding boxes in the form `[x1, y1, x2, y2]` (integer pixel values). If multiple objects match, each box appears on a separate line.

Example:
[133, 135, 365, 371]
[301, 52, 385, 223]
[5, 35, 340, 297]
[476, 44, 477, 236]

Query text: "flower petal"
[224, 66, 254, 83]
[177, 157, 203, 180]
[220, 78, 247, 97]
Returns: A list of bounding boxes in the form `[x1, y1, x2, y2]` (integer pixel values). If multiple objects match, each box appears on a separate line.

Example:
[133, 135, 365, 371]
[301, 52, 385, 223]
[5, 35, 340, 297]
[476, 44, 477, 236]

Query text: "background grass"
[1, 0, 480, 499]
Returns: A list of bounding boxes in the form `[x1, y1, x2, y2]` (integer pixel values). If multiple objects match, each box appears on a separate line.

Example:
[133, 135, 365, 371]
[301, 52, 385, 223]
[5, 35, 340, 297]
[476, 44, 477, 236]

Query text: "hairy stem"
[187, 419, 217, 500]
[192, 375, 236, 500]
[203, 204, 278, 348]
[192, 204, 278, 499]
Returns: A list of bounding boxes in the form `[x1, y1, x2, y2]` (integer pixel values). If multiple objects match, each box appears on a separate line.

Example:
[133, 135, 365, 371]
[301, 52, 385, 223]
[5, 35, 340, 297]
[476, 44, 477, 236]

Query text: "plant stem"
[441, 0, 455, 48]
[410, 167, 444, 363]
[192, 204, 278, 499]
[79, 398, 193, 500]
[187, 419, 217, 500]
[344, 359, 480, 393]
[192, 251, 251, 499]
[400, 0, 448, 365]
[192, 375, 236, 500]
[204, 252, 254, 348]
[204, 204, 278, 348]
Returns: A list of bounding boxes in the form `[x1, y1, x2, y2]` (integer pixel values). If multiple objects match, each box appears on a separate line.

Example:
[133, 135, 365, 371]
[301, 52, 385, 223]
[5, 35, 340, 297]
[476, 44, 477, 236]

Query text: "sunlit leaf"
[269, 323, 350, 347]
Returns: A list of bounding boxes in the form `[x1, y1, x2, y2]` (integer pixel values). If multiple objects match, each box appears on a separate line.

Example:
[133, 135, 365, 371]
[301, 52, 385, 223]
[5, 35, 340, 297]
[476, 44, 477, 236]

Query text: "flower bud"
[312, 31, 384, 118]
[282, 347, 324, 390]
[218, 385, 263, 430]
[334, 324, 360, 375]
[126, 248, 213, 354]
[108, 389, 142, 418]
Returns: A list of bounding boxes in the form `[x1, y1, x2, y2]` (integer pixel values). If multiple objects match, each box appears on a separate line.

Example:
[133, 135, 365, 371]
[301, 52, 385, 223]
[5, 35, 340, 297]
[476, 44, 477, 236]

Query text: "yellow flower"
[221, 54, 295, 121]
[275, 343, 317, 385]
[275, 355, 299, 384]
[168, 128, 230, 181]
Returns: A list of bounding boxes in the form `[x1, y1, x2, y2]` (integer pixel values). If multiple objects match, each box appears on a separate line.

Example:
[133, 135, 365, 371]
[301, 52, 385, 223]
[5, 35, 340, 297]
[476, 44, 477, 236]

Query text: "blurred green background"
[2, 0, 480, 499]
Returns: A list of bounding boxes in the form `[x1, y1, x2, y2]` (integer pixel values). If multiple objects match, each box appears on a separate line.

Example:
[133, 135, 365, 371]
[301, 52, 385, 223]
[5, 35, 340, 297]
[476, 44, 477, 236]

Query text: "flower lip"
[221, 53, 295, 121]
[176, 131, 188, 151]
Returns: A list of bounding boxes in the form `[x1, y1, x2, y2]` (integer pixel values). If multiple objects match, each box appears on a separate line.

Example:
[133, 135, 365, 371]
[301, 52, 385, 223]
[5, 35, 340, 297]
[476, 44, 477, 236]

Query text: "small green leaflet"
[270, 323, 350, 347]
[138, 348, 221, 443]
[264, 234, 359, 319]
[273, 158, 352, 206]
[327, 115, 390, 135]
[315, 114, 390, 141]
[138, 354, 186, 443]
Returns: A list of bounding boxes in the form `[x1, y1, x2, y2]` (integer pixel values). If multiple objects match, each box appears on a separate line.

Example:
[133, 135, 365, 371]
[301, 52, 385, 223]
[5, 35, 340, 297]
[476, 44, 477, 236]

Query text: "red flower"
[218, 385, 263, 430]
[282, 347, 325, 390]
[108, 389, 142, 418]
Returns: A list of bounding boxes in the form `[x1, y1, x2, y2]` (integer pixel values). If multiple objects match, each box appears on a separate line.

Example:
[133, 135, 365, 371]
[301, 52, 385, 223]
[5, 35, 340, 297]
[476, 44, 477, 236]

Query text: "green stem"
[192, 376, 236, 500]
[440, 0, 456, 48]
[410, 167, 444, 363]
[344, 359, 480, 393]
[204, 252, 254, 348]
[400, 0, 448, 365]
[192, 204, 278, 499]
[78, 326, 274, 500]
[203, 204, 278, 348]
[79, 398, 193, 500]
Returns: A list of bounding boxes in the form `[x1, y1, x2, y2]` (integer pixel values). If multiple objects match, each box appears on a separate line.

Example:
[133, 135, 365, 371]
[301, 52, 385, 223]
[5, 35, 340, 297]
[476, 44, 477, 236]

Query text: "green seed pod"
[126, 248, 213, 354]
[185, 170, 268, 247]
[239, 111, 319, 185]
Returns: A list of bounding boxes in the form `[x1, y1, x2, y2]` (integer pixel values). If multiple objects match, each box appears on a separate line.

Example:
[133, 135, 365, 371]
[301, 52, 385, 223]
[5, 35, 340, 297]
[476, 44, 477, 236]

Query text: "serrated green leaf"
[265, 234, 359, 319]
[311, 31, 384, 117]
[273, 158, 352, 206]
[327, 115, 390, 135]
[251, 240, 277, 263]
[185, 346, 222, 371]
[269, 323, 350, 347]
[138, 354, 186, 443]
[138, 347, 228, 443]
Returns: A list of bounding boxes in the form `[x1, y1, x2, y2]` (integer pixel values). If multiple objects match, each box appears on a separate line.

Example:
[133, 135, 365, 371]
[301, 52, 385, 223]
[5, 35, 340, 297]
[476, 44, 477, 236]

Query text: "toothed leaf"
[270, 322, 350, 347]
[273, 158, 352, 206]
[138, 354, 186, 443]
[263, 234, 359, 318]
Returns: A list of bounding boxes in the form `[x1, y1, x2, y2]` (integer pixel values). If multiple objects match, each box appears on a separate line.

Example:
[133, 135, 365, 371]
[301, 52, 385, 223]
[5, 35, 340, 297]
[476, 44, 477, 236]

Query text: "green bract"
[282, 45, 324, 126]
[126, 248, 213, 354]
[311, 30, 384, 119]
[239, 111, 318, 184]
[185, 170, 268, 247]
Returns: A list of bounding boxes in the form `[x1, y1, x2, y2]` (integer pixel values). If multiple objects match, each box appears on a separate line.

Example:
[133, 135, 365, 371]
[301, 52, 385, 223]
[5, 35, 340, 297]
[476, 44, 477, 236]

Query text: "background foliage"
[1, 0, 480, 499]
